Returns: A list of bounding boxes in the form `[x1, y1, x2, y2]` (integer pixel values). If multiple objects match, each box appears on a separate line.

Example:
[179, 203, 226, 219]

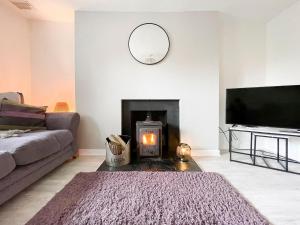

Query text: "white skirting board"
[79, 149, 220, 157]
[79, 149, 106, 156]
[191, 150, 221, 157]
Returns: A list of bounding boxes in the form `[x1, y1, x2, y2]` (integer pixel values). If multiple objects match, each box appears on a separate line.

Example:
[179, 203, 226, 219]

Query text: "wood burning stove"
[136, 114, 162, 158]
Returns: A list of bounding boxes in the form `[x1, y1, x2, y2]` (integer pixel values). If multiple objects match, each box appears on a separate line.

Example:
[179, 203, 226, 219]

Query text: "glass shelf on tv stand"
[230, 126, 300, 137]
[229, 126, 300, 175]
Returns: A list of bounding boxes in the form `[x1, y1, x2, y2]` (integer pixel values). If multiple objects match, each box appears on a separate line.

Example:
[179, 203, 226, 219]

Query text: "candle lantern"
[176, 143, 191, 162]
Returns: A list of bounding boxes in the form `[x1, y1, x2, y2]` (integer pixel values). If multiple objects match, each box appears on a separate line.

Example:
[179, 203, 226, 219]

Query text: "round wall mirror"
[128, 23, 170, 65]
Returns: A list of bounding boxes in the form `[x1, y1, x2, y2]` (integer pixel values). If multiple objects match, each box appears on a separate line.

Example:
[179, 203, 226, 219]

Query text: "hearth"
[136, 114, 162, 159]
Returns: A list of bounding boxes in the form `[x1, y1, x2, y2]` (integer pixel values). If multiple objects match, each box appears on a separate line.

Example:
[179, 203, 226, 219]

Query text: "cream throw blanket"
[0, 130, 31, 139]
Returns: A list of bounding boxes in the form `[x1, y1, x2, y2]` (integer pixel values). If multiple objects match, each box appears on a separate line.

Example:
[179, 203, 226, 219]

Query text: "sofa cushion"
[0, 99, 47, 130]
[0, 92, 24, 104]
[0, 151, 16, 179]
[0, 130, 73, 165]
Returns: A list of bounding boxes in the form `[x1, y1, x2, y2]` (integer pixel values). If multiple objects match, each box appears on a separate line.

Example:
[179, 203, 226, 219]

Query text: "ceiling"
[7, 0, 299, 22]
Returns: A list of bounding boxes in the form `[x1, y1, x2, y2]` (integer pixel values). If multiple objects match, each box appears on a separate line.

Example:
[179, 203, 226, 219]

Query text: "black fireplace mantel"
[121, 99, 180, 159]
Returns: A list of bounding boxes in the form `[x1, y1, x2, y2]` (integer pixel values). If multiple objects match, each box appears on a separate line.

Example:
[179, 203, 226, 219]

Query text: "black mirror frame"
[128, 23, 170, 65]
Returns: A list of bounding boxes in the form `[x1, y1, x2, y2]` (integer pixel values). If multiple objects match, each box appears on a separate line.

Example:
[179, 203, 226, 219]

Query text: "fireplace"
[136, 114, 162, 158]
[122, 100, 180, 161]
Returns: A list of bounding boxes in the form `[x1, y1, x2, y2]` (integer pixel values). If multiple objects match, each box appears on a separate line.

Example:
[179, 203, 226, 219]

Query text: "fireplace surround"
[122, 100, 180, 160]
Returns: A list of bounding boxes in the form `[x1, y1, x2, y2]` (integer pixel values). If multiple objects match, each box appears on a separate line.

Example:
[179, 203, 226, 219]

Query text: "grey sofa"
[0, 94, 80, 205]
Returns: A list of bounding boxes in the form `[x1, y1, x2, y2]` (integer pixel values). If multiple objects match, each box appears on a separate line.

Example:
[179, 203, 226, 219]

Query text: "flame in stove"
[143, 135, 147, 144]
[142, 133, 156, 145]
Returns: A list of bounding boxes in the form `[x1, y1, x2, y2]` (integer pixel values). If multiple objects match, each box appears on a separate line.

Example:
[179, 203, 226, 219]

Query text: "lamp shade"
[54, 102, 69, 112]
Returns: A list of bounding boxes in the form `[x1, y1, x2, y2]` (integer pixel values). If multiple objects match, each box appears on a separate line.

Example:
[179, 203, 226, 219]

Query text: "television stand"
[229, 126, 300, 175]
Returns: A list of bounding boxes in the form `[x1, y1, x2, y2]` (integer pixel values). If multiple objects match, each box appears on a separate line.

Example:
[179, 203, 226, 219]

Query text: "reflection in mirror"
[128, 23, 170, 65]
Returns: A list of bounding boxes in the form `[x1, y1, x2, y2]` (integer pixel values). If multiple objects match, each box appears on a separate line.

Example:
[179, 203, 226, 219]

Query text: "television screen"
[226, 85, 300, 129]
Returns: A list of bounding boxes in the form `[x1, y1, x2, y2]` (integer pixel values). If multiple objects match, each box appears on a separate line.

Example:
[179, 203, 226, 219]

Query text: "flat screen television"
[226, 85, 300, 129]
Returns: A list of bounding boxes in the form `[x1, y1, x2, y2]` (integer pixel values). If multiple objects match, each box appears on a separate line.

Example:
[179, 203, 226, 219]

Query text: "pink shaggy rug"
[26, 172, 270, 225]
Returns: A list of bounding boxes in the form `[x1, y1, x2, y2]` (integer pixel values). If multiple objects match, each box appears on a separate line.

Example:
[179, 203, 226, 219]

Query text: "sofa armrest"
[45, 113, 80, 138]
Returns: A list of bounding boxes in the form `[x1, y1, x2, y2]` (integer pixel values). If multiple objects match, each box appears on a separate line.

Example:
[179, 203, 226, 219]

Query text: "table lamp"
[54, 102, 69, 112]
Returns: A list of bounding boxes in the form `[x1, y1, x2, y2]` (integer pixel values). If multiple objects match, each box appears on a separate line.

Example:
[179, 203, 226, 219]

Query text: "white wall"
[76, 12, 220, 153]
[0, 2, 31, 102]
[0, 2, 75, 109]
[266, 1, 300, 85]
[30, 20, 75, 111]
[219, 15, 266, 150]
[265, 1, 300, 161]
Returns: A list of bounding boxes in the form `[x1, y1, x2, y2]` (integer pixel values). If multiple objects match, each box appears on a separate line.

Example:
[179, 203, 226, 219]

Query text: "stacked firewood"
[106, 135, 127, 156]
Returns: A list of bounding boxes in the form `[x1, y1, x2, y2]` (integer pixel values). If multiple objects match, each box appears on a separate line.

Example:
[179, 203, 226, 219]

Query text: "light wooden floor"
[0, 154, 300, 225]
